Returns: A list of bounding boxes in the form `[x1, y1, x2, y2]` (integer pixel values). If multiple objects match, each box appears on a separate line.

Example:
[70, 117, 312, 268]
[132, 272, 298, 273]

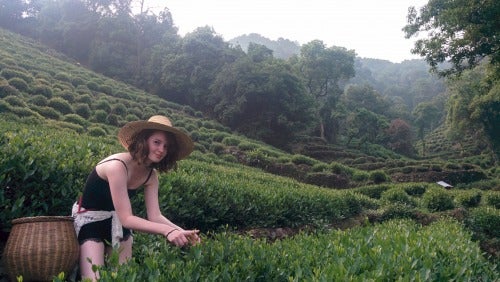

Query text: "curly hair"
[127, 129, 179, 173]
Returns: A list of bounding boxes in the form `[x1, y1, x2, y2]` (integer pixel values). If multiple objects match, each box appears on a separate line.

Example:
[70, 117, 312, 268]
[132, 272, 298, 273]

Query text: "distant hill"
[229, 33, 301, 59]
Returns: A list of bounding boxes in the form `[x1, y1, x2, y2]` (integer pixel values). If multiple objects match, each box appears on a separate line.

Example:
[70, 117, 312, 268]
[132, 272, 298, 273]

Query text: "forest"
[0, 0, 499, 280]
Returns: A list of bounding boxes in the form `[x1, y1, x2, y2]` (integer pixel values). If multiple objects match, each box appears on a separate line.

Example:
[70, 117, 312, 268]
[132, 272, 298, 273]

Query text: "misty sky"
[136, 0, 429, 63]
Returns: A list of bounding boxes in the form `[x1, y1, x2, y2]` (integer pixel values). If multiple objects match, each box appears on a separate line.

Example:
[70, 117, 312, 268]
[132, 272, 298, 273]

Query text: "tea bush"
[381, 187, 417, 207]
[0, 122, 113, 231]
[48, 97, 73, 114]
[484, 191, 500, 208]
[369, 170, 390, 184]
[29, 94, 48, 106]
[466, 206, 500, 239]
[8, 77, 29, 92]
[32, 105, 61, 120]
[454, 189, 482, 208]
[423, 187, 455, 212]
[93, 219, 497, 281]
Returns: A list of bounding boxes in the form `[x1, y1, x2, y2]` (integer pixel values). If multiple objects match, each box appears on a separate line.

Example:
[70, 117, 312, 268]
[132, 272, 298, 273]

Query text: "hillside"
[0, 27, 495, 190]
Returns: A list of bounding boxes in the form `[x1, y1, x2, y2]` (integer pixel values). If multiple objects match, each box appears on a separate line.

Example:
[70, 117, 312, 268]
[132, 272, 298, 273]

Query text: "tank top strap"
[97, 158, 129, 174]
[142, 169, 154, 186]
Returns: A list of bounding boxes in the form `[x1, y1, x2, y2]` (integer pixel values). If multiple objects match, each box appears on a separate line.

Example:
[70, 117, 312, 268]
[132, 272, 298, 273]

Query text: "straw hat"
[118, 115, 194, 160]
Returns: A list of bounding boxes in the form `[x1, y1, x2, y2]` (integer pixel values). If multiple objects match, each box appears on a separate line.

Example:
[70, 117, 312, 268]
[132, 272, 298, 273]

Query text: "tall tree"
[210, 53, 315, 148]
[404, 0, 500, 77]
[158, 26, 239, 108]
[297, 40, 355, 142]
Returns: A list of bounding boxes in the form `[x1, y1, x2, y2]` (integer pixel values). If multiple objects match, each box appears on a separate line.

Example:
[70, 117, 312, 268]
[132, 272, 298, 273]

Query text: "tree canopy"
[404, 0, 500, 77]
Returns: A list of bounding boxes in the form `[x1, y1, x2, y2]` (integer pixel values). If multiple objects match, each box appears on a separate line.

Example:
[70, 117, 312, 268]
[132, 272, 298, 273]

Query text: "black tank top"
[80, 159, 153, 211]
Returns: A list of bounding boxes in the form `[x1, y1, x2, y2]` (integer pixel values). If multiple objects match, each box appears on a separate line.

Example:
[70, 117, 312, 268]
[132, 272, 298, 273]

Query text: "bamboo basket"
[2, 216, 79, 282]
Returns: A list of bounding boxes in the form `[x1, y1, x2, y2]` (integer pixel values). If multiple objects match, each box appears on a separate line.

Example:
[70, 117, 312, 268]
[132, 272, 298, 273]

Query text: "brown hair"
[127, 129, 179, 172]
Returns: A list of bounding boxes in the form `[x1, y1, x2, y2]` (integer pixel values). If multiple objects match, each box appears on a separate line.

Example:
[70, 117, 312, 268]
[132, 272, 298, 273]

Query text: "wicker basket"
[2, 216, 79, 282]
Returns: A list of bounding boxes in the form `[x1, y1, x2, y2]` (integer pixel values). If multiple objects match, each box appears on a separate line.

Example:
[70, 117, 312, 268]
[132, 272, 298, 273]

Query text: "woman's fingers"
[167, 229, 201, 247]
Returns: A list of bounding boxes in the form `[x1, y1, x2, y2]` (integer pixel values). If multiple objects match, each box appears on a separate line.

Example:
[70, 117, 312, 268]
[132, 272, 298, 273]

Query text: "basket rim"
[12, 216, 74, 225]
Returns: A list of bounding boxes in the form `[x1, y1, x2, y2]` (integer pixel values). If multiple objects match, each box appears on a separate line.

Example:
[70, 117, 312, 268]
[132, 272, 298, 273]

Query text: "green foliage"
[484, 191, 500, 209]
[3, 95, 26, 107]
[8, 77, 29, 92]
[423, 187, 455, 212]
[160, 160, 368, 230]
[28, 94, 48, 106]
[381, 188, 417, 207]
[0, 121, 113, 230]
[32, 105, 61, 120]
[74, 103, 91, 119]
[94, 219, 497, 281]
[47, 97, 73, 114]
[369, 170, 390, 184]
[63, 113, 89, 127]
[291, 154, 317, 166]
[466, 206, 500, 239]
[454, 189, 482, 208]
[221, 136, 241, 146]
[402, 183, 428, 196]
[404, 0, 500, 76]
[87, 126, 107, 137]
[0, 84, 20, 98]
[0, 68, 33, 83]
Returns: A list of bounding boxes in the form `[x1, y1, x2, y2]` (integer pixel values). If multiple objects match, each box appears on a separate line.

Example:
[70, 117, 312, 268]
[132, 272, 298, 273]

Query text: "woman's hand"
[166, 229, 201, 247]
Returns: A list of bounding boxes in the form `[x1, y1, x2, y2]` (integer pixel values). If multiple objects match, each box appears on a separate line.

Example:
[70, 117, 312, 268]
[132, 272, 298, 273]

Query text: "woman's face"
[146, 131, 169, 163]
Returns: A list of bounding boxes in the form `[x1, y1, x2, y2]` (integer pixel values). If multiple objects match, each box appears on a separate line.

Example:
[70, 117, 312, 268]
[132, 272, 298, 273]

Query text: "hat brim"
[118, 120, 194, 160]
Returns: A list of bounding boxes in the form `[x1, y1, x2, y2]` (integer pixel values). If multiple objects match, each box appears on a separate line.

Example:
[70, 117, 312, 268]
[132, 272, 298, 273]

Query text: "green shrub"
[330, 162, 355, 176]
[93, 109, 107, 123]
[312, 163, 330, 172]
[8, 77, 29, 92]
[63, 113, 89, 127]
[369, 170, 390, 184]
[75, 93, 92, 104]
[48, 97, 73, 114]
[238, 141, 258, 151]
[86, 81, 99, 91]
[381, 188, 416, 207]
[209, 142, 225, 154]
[352, 170, 369, 181]
[454, 189, 482, 208]
[112, 103, 127, 116]
[94, 99, 111, 112]
[0, 84, 20, 98]
[0, 99, 11, 112]
[71, 76, 85, 86]
[423, 187, 454, 212]
[222, 136, 241, 146]
[380, 203, 416, 220]
[29, 94, 48, 106]
[291, 154, 317, 166]
[74, 103, 91, 119]
[88, 126, 107, 137]
[4, 95, 26, 107]
[99, 84, 113, 95]
[403, 183, 427, 196]
[484, 191, 500, 209]
[354, 184, 391, 199]
[54, 72, 72, 82]
[0, 68, 33, 83]
[33, 105, 61, 120]
[466, 206, 500, 238]
[57, 90, 75, 102]
[106, 114, 120, 126]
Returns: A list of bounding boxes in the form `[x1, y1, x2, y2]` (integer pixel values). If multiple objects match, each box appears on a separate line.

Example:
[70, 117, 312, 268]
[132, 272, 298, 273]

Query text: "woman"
[72, 115, 200, 281]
